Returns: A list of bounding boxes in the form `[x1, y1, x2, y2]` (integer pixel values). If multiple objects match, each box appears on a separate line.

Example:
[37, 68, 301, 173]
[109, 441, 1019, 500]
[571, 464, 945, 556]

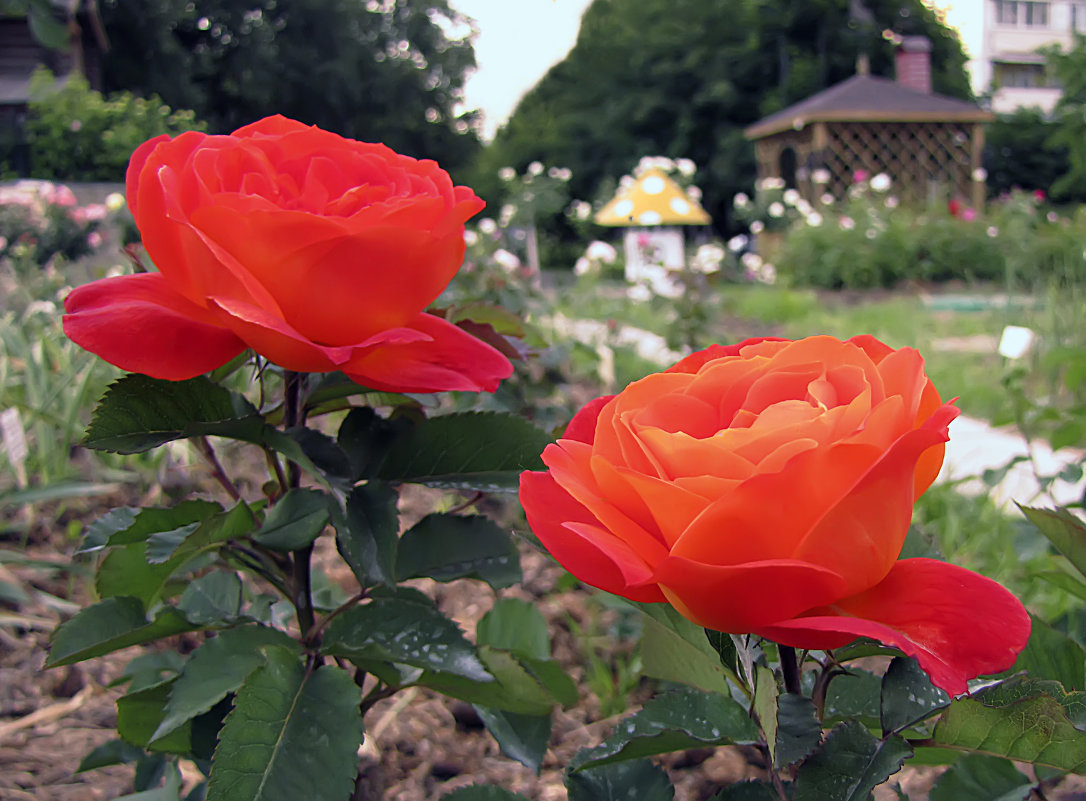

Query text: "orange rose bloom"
[520, 336, 1030, 694]
[63, 115, 512, 393]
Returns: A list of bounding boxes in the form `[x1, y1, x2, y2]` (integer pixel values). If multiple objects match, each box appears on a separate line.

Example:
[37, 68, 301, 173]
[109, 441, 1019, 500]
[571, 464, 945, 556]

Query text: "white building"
[975, 0, 1086, 113]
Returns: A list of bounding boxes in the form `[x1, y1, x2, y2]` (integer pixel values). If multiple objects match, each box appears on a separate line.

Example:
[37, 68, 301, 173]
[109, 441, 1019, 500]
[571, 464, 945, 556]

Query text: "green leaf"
[931, 681, 1086, 772]
[793, 721, 912, 801]
[566, 760, 674, 801]
[254, 489, 330, 551]
[396, 513, 521, 589]
[83, 374, 263, 454]
[1034, 570, 1086, 603]
[928, 754, 1031, 801]
[115, 761, 183, 801]
[48, 598, 198, 667]
[775, 693, 822, 768]
[419, 646, 574, 715]
[334, 481, 399, 587]
[441, 787, 532, 801]
[377, 411, 553, 492]
[824, 669, 882, 726]
[569, 687, 758, 771]
[27, 4, 71, 50]
[117, 652, 186, 692]
[82, 501, 222, 552]
[336, 406, 414, 480]
[117, 681, 192, 754]
[477, 598, 550, 660]
[1012, 614, 1086, 691]
[637, 604, 732, 694]
[81, 375, 328, 485]
[96, 503, 255, 608]
[77, 738, 146, 772]
[753, 666, 779, 766]
[285, 427, 352, 481]
[146, 524, 202, 563]
[1018, 505, 1086, 578]
[474, 706, 551, 773]
[207, 648, 362, 801]
[704, 629, 739, 674]
[152, 624, 299, 744]
[177, 572, 243, 625]
[321, 594, 491, 681]
[881, 656, 951, 735]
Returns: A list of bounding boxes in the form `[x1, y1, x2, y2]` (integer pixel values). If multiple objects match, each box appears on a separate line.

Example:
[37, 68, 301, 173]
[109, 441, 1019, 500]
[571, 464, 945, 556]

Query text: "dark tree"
[97, 0, 482, 173]
[473, 0, 971, 233]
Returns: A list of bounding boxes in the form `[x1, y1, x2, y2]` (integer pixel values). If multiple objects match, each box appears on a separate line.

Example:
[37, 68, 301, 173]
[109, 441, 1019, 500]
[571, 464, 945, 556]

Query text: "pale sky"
[456, 0, 985, 139]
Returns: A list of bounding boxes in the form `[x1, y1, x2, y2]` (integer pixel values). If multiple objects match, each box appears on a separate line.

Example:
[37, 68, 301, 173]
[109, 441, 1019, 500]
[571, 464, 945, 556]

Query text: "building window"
[994, 62, 1051, 88]
[994, 0, 1049, 26]
[1073, 2, 1086, 31]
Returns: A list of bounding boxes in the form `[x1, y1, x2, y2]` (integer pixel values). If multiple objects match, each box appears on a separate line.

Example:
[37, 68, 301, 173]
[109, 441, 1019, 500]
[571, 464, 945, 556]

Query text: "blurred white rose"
[493, 248, 521, 273]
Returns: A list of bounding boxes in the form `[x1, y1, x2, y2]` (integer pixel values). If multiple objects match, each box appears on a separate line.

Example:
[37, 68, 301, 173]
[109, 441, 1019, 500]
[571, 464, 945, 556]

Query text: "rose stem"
[779, 645, 802, 695]
[194, 436, 242, 502]
[283, 371, 317, 651]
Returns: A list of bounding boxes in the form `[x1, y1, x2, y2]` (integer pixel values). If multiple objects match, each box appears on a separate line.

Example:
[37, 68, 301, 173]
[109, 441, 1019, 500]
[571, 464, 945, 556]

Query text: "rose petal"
[63, 273, 246, 379]
[654, 556, 849, 632]
[519, 471, 666, 602]
[340, 311, 513, 393]
[756, 558, 1032, 696]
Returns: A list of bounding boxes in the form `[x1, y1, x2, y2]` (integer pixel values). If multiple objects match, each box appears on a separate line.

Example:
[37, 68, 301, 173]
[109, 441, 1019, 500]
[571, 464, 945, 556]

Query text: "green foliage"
[478, 0, 970, 234]
[775, 179, 1086, 289]
[206, 648, 362, 801]
[792, 722, 913, 801]
[568, 687, 759, 771]
[97, 0, 481, 173]
[18, 68, 204, 182]
[929, 754, 1032, 801]
[931, 679, 1086, 772]
[984, 108, 1078, 202]
[1045, 34, 1086, 201]
[376, 410, 553, 492]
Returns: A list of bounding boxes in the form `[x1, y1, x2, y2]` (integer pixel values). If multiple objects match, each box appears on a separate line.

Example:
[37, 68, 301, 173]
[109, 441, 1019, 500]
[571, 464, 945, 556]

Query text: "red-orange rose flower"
[62, 115, 512, 393]
[520, 336, 1030, 694]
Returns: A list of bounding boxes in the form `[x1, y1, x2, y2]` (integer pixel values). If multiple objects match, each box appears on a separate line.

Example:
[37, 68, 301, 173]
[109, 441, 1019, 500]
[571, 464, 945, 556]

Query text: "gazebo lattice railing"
[821, 121, 980, 205]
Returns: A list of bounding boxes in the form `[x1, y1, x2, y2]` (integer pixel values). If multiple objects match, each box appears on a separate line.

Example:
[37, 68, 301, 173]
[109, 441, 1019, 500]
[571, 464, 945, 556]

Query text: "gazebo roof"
[744, 74, 993, 140]
[594, 167, 711, 227]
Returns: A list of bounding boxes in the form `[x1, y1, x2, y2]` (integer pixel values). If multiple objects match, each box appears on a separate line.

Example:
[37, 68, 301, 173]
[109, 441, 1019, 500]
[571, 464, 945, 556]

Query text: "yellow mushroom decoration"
[594, 167, 711, 227]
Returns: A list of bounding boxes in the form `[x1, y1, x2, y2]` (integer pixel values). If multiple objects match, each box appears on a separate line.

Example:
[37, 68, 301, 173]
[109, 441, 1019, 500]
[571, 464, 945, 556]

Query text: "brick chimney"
[895, 36, 932, 93]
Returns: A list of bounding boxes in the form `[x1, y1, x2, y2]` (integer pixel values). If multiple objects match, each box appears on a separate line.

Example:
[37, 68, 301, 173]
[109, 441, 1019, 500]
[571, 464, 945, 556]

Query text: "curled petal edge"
[754, 557, 1031, 696]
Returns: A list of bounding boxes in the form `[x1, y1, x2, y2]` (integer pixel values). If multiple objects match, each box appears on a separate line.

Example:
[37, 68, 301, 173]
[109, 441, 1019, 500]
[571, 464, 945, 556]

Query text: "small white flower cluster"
[740, 251, 777, 285]
[574, 240, 618, 277]
[689, 242, 725, 275]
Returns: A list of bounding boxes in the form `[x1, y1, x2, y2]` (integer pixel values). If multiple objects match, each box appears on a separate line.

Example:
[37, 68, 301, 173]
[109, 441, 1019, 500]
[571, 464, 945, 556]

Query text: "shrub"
[16, 67, 205, 182]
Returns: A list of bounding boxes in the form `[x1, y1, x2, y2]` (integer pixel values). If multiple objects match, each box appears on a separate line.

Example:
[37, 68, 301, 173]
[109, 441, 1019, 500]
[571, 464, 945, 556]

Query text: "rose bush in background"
[520, 334, 1030, 694]
[62, 115, 512, 393]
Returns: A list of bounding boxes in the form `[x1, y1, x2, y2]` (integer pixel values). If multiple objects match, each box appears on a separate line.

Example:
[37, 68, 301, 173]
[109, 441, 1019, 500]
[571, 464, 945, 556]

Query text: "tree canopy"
[1044, 33, 1086, 201]
[474, 0, 972, 232]
[97, 0, 482, 173]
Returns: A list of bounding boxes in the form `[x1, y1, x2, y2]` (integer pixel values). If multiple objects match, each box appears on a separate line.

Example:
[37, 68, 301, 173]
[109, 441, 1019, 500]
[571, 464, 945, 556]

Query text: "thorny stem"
[283, 371, 318, 660]
[779, 645, 802, 695]
[305, 591, 366, 646]
[222, 545, 291, 599]
[264, 446, 288, 498]
[447, 491, 485, 515]
[194, 436, 241, 502]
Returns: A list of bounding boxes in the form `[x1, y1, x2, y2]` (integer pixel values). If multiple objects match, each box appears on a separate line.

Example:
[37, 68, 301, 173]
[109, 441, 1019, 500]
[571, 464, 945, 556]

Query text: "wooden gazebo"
[744, 51, 994, 210]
